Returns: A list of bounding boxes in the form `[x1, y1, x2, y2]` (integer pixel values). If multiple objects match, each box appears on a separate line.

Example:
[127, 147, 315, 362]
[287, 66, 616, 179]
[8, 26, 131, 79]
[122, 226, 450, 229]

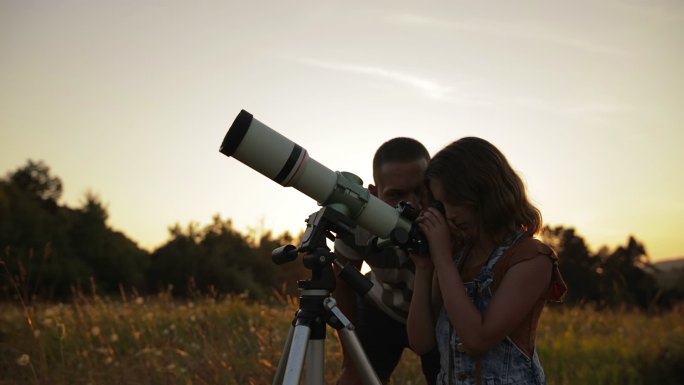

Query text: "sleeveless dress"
[435, 234, 548, 385]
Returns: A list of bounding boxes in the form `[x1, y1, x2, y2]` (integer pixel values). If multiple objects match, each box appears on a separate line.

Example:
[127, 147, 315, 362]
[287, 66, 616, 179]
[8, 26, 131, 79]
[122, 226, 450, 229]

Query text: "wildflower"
[260, 358, 273, 369]
[135, 297, 145, 305]
[136, 347, 153, 356]
[96, 347, 109, 355]
[91, 326, 101, 336]
[16, 354, 30, 366]
[57, 323, 67, 339]
[110, 333, 119, 342]
[44, 307, 56, 317]
[33, 330, 41, 338]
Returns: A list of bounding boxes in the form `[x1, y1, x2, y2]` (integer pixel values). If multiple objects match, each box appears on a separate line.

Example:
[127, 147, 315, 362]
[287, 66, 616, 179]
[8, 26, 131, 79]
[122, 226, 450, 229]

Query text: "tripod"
[271, 207, 382, 385]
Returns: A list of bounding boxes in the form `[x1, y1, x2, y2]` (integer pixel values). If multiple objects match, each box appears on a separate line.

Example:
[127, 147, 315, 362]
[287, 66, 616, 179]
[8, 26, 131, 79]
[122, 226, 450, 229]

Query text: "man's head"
[370, 137, 430, 209]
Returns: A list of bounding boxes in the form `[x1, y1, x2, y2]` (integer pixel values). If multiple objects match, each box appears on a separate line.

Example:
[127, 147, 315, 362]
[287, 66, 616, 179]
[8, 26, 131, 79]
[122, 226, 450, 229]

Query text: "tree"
[542, 226, 662, 309]
[147, 215, 306, 299]
[68, 192, 148, 294]
[541, 225, 601, 305]
[1, 161, 149, 300]
[599, 236, 659, 308]
[8, 160, 62, 203]
[1, 173, 80, 300]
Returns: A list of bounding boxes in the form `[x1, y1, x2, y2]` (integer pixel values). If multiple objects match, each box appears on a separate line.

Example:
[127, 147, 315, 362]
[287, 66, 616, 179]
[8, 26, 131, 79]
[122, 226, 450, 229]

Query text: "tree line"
[1, 160, 682, 308]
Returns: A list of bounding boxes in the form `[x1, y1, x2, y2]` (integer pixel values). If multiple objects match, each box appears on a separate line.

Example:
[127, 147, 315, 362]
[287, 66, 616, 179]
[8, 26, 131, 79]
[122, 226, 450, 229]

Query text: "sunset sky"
[1, 0, 683, 262]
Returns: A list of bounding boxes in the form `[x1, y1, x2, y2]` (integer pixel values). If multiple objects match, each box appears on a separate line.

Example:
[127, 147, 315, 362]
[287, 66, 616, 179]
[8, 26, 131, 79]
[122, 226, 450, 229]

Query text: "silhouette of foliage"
[0, 160, 147, 300]
[147, 215, 307, 299]
[542, 226, 601, 305]
[8, 160, 62, 212]
[542, 226, 664, 309]
[0, 159, 681, 307]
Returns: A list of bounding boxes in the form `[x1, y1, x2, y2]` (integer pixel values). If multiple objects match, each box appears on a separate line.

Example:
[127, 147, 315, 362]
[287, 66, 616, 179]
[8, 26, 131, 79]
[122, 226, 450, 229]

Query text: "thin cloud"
[298, 58, 452, 98]
[295, 58, 626, 114]
[297, 58, 491, 106]
[391, 14, 631, 57]
[510, 96, 629, 115]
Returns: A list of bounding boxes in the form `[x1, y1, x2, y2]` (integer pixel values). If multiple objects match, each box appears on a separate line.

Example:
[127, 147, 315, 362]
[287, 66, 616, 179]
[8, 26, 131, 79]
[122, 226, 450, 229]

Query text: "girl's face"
[428, 178, 478, 247]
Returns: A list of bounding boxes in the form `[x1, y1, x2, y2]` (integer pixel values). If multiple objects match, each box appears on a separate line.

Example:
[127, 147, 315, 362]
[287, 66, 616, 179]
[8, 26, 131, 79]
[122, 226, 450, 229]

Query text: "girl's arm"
[418, 207, 552, 354]
[407, 257, 437, 355]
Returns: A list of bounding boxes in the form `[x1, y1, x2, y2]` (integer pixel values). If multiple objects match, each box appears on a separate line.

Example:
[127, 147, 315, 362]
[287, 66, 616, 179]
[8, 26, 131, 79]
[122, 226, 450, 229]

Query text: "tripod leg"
[272, 325, 295, 385]
[338, 328, 382, 385]
[281, 324, 311, 385]
[324, 297, 382, 385]
[305, 339, 325, 385]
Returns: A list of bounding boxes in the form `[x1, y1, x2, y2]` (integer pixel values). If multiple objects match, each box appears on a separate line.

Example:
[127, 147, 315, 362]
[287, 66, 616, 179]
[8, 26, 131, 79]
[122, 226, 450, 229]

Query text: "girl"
[407, 137, 566, 385]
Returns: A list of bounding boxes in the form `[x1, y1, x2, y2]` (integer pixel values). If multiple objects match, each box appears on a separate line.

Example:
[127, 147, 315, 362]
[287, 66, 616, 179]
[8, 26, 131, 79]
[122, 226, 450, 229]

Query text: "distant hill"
[652, 257, 684, 290]
[653, 257, 684, 271]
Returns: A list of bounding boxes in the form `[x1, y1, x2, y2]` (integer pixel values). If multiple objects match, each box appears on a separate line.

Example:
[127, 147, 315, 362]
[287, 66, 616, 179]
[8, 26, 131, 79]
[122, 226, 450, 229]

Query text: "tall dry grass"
[1, 292, 682, 385]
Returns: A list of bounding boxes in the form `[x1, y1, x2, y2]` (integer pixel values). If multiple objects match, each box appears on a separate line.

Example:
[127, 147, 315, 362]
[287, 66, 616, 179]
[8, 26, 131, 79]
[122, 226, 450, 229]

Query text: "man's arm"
[333, 252, 363, 327]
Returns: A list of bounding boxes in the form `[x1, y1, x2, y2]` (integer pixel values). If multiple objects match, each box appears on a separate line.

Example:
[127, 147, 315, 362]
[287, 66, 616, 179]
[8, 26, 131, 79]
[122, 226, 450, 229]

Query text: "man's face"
[371, 158, 428, 209]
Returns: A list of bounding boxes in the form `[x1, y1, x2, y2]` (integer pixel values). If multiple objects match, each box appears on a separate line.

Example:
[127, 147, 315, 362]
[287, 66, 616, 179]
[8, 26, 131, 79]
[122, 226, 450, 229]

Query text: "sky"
[1, 0, 683, 262]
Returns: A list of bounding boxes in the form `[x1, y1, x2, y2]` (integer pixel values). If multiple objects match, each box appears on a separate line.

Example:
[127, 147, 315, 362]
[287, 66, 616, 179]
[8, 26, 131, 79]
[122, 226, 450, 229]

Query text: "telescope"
[219, 109, 428, 252]
[219, 110, 434, 385]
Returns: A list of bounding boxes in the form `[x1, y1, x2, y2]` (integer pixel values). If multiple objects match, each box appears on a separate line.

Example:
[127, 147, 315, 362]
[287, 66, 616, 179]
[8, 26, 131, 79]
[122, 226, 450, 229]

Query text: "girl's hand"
[409, 250, 434, 270]
[416, 207, 453, 266]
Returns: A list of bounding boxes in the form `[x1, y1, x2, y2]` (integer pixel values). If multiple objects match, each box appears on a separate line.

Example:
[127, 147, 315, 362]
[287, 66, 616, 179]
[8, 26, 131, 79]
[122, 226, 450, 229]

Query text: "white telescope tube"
[219, 110, 411, 239]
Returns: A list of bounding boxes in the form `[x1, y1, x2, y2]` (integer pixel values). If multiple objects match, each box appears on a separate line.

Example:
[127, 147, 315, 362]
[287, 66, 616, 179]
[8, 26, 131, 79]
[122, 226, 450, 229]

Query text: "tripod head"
[269, 208, 384, 385]
[272, 206, 372, 295]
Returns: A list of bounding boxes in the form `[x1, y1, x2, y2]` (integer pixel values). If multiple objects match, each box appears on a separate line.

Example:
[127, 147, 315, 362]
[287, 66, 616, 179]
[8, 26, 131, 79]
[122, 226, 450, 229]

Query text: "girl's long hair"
[425, 137, 542, 241]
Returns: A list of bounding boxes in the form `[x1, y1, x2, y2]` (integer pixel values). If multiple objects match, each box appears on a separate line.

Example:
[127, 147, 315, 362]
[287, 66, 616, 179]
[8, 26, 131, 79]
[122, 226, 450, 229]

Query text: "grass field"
[1, 293, 682, 385]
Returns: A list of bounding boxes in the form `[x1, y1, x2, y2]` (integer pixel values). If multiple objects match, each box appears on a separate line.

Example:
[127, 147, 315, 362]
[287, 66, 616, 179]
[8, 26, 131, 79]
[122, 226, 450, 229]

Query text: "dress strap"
[484, 231, 527, 270]
[549, 260, 568, 303]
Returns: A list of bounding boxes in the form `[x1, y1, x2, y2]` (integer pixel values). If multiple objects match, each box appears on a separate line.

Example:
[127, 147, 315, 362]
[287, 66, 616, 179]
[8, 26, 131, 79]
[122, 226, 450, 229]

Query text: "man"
[334, 137, 439, 385]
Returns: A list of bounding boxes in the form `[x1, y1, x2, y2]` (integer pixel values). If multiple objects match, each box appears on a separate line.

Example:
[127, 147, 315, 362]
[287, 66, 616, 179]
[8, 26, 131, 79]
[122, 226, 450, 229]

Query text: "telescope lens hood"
[219, 109, 253, 157]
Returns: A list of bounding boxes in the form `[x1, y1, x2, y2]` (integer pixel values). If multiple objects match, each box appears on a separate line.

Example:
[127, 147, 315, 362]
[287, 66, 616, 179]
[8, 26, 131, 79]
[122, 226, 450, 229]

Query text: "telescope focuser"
[369, 201, 445, 255]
